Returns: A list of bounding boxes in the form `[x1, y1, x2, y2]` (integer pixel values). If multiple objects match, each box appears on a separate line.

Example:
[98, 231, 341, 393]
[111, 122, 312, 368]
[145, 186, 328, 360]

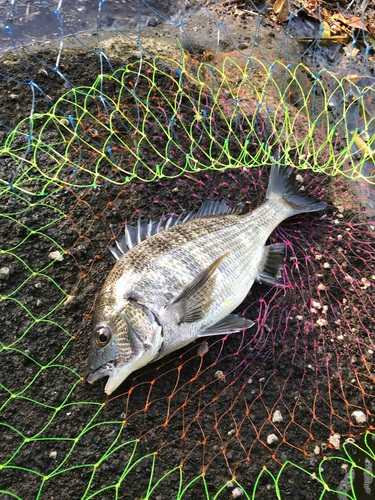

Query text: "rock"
[0, 266, 10, 281]
[59, 118, 70, 126]
[232, 487, 243, 498]
[351, 410, 367, 424]
[267, 434, 279, 445]
[48, 251, 64, 262]
[227, 429, 235, 437]
[214, 370, 224, 380]
[49, 451, 57, 459]
[314, 445, 320, 455]
[329, 434, 341, 448]
[272, 410, 283, 423]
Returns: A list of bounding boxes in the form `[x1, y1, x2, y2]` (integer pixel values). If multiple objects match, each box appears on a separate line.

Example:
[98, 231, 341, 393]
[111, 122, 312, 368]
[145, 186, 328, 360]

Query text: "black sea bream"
[87, 161, 326, 394]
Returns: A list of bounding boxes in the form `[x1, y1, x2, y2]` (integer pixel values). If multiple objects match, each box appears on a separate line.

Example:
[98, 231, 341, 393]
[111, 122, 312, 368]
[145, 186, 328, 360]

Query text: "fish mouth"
[87, 362, 115, 385]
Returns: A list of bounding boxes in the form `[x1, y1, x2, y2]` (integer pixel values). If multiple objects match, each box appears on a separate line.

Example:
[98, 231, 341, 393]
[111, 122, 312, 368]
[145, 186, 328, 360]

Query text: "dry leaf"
[343, 44, 360, 59]
[332, 13, 368, 31]
[345, 74, 360, 83]
[273, 0, 284, 14]
[350, 131, 375, 158]
[320, 21, 330, 38]
[273, 0, 289, 22]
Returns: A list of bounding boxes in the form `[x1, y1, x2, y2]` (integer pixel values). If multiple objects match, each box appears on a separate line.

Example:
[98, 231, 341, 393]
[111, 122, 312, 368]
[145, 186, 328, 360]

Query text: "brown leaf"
[273, 0, 284, 14]
[273, 0, 289, 23]
[331, 13, 368, 31]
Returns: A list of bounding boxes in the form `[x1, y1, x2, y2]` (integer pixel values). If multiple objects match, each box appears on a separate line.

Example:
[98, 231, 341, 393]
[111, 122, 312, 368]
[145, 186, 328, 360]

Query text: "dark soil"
[1, 30, 375, 500]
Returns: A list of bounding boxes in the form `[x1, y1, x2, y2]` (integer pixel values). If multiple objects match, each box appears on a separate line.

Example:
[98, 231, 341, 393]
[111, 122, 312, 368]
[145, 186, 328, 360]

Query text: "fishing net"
[1, 1, 375, 499]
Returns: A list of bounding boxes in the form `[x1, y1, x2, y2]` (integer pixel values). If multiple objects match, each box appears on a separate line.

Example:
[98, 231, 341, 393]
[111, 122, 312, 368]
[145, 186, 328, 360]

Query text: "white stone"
[341, 463, 349, 471]
[312, 300, 321, 309]
[214, 370, 224, 380]
[296, 315, 303, 321]
[316, 318, 328, 327]
[314, 445, 320, 455]
[49, 251, 64, 262]
[0, 266, 10, 281]
[318, 284, 326, 290]
[59, 118, 70, 126]
[272, 410, 283, 423]
[49, 451, 57, 459]
[232, 487, 243, 498]
[267, 433, 279, 445]
[351, 410, 367, 424]
[323, 262, 331, 268]
[227, 429, 236, 437]
[315, 254, 322, 260]
[329, 434, 340, 448]
[197, 341, 208, 356]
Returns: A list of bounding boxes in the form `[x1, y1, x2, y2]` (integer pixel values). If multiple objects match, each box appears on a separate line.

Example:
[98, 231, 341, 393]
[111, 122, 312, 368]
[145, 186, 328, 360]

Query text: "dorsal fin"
[108, 200, 244, 261]
[195, 199, 244, 218]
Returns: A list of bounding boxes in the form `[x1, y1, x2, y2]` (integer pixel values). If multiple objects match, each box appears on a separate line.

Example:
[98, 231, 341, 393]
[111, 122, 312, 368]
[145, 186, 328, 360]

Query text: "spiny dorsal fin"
[165, 252, 230, 324]
[108, 199, 243, 261]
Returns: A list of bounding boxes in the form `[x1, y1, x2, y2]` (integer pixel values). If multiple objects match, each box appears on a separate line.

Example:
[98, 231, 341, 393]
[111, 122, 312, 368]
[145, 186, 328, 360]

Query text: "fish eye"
[95, 327, 111, 346]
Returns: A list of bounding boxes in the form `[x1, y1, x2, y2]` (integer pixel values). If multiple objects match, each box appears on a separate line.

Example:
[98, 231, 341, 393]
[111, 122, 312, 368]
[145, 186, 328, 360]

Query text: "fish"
[87, 159, 326, 394]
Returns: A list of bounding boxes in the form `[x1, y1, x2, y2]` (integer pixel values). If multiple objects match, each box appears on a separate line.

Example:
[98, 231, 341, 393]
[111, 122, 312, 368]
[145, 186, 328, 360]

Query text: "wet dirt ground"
[1, 11, 375, 500]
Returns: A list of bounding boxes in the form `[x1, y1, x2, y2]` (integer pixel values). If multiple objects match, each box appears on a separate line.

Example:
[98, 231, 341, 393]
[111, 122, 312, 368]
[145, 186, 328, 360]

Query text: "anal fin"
[257, 242, 285, 286]
[200, 314, 254, 336]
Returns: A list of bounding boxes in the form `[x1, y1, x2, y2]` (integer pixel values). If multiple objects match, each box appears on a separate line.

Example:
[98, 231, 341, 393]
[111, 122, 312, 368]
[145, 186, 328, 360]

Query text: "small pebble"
[272, 410, 283, 423]
[227, 429, 236, 437]
[0, 266, 10, 281]
[232, 487, 243, 498]
[48, 251, 63, 262]
[296, 315, 303, 320]
[314, 445, 320, 455]
[329, 434, 340, 448]
[59, 118, 70, 126]
[351, 410, 367, 424]
[214, 370, 224, 380]
[49, 451, 57, 459]
[318, 284, 326, 290]
[267, 433, 278, 445]
[323, 262, 331, 268]
[316, 318, 328, 327]
[341, 463, 349, 471]
[312, 300, 321, 309]
[315, 254, 322, 260]
[197, 341, 208, 356]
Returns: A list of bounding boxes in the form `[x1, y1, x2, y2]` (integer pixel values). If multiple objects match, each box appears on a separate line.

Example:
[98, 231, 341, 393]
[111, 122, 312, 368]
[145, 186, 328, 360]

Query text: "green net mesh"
[1, 1, 375, 499]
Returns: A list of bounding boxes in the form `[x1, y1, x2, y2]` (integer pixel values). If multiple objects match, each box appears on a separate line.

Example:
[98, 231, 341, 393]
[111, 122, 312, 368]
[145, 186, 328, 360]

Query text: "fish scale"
[87, 161, 327, 395]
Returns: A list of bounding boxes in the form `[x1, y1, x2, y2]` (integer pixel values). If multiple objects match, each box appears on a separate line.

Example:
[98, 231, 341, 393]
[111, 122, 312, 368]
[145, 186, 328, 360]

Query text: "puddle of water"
[337, 434, 375, 500]
[0, 0, 202, 56]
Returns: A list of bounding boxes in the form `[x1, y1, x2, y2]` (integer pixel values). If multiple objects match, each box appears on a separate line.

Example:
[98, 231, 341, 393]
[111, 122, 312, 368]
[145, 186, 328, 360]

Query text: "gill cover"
[87, 296, 163, 394]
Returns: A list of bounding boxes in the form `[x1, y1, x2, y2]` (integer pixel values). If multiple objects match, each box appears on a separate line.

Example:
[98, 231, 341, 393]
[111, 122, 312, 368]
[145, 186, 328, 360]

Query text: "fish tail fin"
[266, 156, 326, 216]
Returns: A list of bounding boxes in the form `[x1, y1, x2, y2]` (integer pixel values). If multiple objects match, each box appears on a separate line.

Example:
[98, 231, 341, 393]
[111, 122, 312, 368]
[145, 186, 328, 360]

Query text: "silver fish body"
[87, 161, 326, 394]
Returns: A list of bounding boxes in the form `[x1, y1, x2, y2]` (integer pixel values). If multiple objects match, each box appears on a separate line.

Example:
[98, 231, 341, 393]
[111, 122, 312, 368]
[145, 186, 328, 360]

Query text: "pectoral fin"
[166, 252, 230, 324]
[199, 314, 254, 336]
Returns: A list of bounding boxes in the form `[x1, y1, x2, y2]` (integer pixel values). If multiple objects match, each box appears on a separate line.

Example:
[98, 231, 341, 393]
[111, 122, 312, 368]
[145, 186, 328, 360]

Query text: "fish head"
[87, 294, 163, 395]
